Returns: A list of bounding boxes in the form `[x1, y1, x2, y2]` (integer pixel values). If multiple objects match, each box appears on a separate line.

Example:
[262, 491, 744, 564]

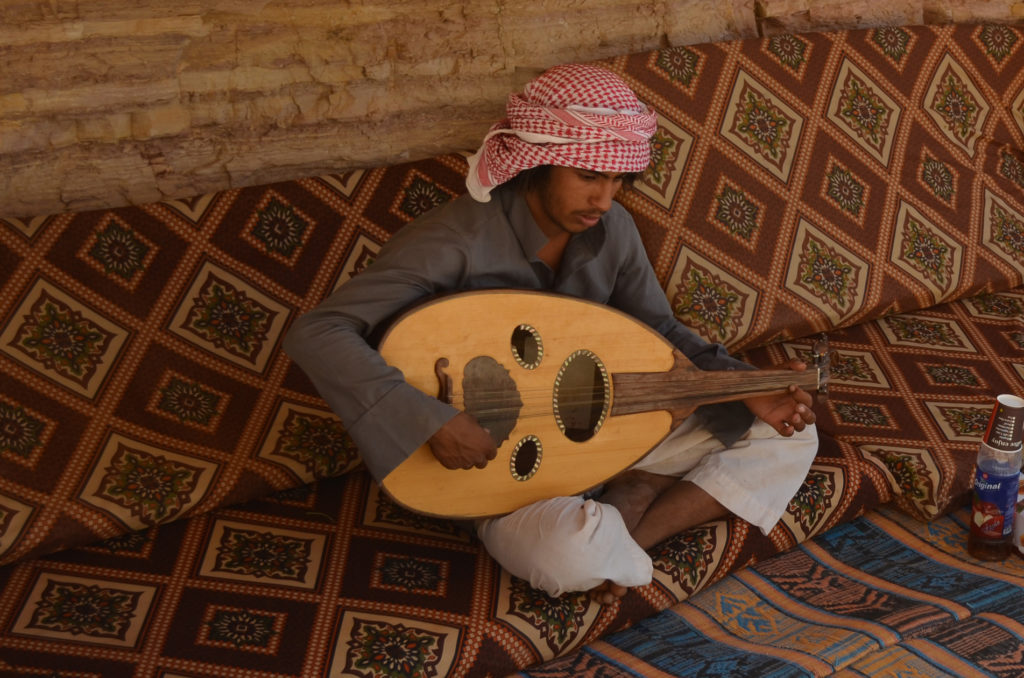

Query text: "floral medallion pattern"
[834, 402, 890, 427]
[371, 553, 447, 596]
[200, 605, 284, 652]
[899, 214, 955, 291]
[825, 164, 866, 216]
[875, 449, 929, 503]
[394, 175, 455, 223]
[672, 262, 744, 343]
[977, 24, 1019, 63]
[925, 55, 990, 156]
[214, 526, 313, 582]
[720, 70, 805, 182]
[0, 400, 45, 461]
[786, 468, 836, 534]
[507, 577, 588, 654]
[966, 292, 1023, 319]
[27, 578, 140, 640]
[931, 69, 981, 147]
[858, 444, 940, 518]
[883, 315, 962, 347]
[655, 46, 701, 86]
[97, 443, 205, 525]
[647, 128, 683, 193]
[152, 373, 225, 430]
[86, 530, 154, 557]
[872, 26, 911, 62]
[767, 34, 808, 71]
[921, 155, 956, 203]
[990, 200, 1024, 264]
[247, 194, 310, 263]
[272, 408, 357, 480]
[168, 262, 289, 373]
[924, 364, 980, 387]
[835, 70, 891, 155]
[368, 490, 468, 540]
[347, 618, 445, 678]
[733, 83, 794, 165]
[786, 344, 887, 389]
[634, 117, 693, 209]
[933, 404, 990, 438]
[652, 524, 718, 593]
[999, 151, 1024, 189]
[182, 273, 275, 363]
[825, 353, 876, 384]
[86, 216, 154, 285]
[9, 289, 116, 390]
[713, 183, 761, 239]
[798, 238, 856, 312]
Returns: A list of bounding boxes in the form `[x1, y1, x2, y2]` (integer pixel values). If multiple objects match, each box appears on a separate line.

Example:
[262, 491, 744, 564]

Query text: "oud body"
[377, 290, 820, 519]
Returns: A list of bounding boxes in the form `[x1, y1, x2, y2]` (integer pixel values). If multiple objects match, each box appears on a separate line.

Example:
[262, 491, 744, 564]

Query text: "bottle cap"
[982, 394, 1024, 452]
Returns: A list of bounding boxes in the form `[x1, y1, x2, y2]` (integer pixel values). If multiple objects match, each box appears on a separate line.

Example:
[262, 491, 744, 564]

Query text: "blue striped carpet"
[520, 505, 1024, 677]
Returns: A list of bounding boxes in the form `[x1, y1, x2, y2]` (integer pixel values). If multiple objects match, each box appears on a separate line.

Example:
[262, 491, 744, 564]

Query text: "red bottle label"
[971, 469, 1018, 539]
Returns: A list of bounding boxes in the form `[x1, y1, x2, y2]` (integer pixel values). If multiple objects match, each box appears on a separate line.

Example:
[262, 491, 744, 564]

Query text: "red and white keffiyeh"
[465, 64, 658, 202]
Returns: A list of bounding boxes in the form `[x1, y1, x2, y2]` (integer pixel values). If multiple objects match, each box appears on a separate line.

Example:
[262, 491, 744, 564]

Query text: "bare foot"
[587, 471, 678, 604]
[589, 579, 628, 604]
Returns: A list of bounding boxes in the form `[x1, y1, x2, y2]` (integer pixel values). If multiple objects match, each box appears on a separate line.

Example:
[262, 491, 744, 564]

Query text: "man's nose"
[591, 180, 616, 211]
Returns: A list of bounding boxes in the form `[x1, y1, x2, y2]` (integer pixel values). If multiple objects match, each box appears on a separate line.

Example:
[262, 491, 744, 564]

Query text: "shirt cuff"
[347, 383, 459, 481]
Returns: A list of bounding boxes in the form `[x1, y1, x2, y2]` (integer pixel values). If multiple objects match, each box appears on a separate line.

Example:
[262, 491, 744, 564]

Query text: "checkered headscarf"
[465, 64, 658, 202]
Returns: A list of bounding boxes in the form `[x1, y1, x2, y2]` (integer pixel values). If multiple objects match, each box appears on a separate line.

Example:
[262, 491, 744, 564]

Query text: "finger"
[789, 386, 814, 407]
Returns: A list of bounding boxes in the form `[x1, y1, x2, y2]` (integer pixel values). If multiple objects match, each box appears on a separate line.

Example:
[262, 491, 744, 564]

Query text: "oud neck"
[610, 366, 820, 418]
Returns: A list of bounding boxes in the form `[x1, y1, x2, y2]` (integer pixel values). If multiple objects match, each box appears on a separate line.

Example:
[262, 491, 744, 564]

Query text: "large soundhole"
[553, 349, 609, 442]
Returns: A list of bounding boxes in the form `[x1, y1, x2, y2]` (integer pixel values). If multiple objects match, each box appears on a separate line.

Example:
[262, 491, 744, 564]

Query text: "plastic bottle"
[1014, 472, 1024, 559]
[968, 442, 1022, 560]
[968, 394, 1024, 561]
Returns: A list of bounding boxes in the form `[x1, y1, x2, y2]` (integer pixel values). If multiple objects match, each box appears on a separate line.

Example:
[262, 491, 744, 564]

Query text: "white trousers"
[476, 419, 818, 596]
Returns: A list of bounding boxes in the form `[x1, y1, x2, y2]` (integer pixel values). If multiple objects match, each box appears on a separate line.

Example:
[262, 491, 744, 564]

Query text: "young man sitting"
[284, 64, 817, 603]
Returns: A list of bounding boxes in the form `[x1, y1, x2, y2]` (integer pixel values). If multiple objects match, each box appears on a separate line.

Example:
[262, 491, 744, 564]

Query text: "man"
[284, 64, 817, 603]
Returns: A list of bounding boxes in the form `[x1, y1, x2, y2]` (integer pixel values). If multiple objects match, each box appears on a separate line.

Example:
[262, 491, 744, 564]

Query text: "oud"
[377, 290, 826, 519]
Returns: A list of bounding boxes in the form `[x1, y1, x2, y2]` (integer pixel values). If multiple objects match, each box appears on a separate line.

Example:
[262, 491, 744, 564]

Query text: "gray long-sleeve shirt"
[284, 184, 755, 481]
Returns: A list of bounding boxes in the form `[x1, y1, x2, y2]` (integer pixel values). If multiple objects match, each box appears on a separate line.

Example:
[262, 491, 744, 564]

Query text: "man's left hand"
[742, 359, 816, 436]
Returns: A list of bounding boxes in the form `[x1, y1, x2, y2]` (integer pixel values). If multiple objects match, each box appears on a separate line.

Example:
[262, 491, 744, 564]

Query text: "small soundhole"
[510, 435, 542, 481]
[511, 324, 543, 369]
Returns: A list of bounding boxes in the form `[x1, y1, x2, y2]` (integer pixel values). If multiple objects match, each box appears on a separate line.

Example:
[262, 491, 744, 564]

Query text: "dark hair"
[512, 165, 553, 194]
[511, 165, 642, 193]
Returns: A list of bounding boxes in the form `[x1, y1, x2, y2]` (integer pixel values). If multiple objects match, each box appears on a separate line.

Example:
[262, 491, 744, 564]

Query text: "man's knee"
[476, 496, 652, 597]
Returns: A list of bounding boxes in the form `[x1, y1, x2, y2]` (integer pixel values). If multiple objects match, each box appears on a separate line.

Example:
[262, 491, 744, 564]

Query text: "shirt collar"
[498, 183, 605, 266]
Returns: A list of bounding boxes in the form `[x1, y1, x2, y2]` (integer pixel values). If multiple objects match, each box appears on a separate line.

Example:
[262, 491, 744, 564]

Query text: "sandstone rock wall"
[1, 0, 1021, 217]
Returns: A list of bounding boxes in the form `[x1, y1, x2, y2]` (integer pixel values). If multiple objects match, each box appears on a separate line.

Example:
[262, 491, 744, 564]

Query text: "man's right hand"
[427, 412, 498, 470]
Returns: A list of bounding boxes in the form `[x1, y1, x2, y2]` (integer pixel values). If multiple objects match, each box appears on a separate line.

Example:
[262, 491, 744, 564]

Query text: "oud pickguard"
[462, 355, 522, 446]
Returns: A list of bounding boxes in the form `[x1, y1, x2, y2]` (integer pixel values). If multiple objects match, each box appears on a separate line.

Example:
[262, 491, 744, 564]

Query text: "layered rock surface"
[1, 0, 1020, 217]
